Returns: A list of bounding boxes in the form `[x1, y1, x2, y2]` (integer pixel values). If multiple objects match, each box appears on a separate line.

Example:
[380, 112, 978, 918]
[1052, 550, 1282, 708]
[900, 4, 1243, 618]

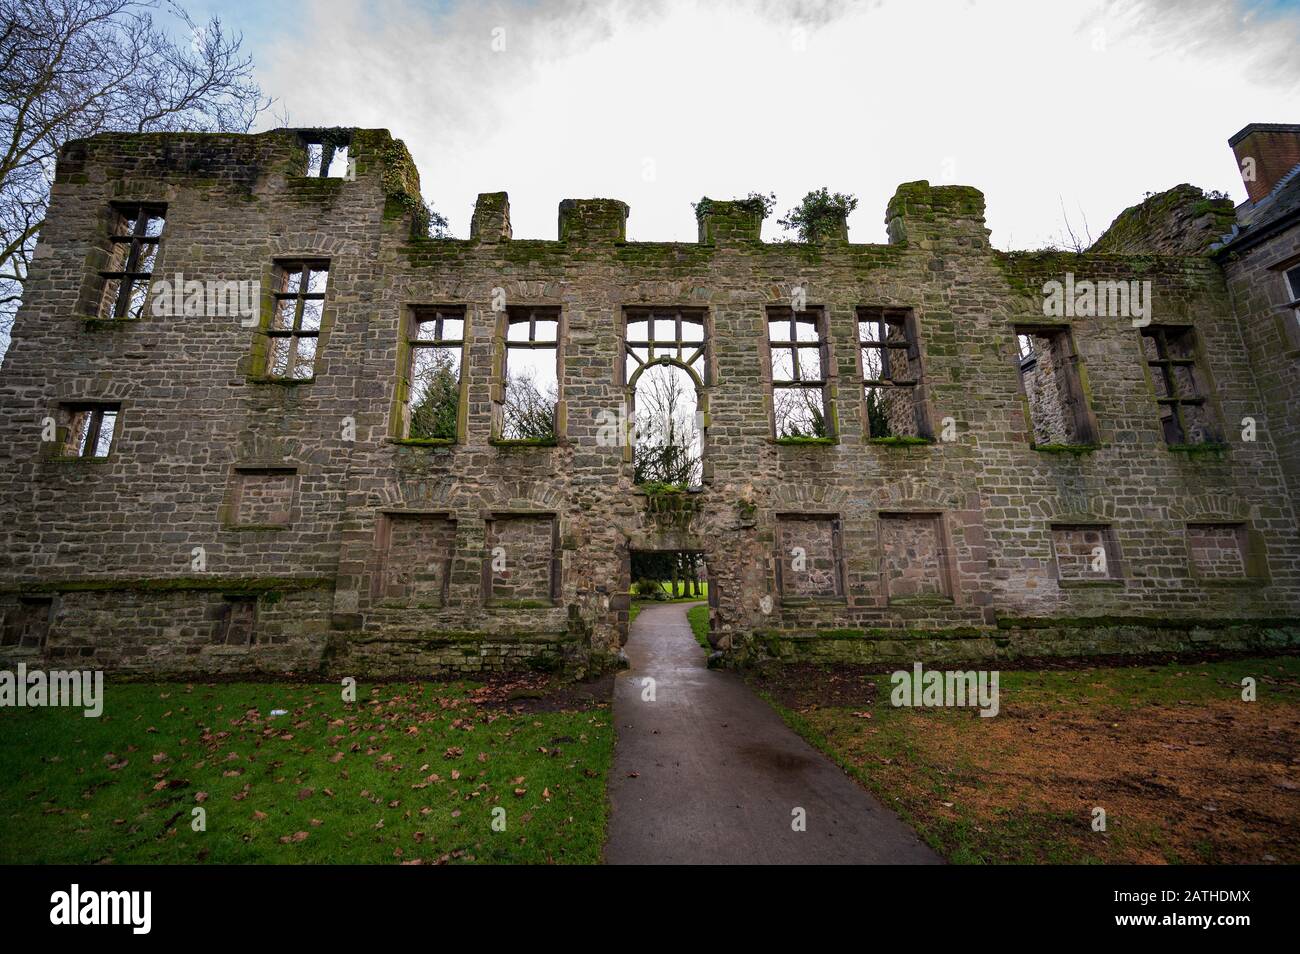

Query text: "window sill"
[80, 316, 138, 329]
[887, 596, 954, 607]
[248, 376, 315, 387]
[868, 436, 933, 447]
[1167, 443, 1229, 455]
[41, 455, 111, 465]
[1057, 578, 1125, 588]
[1031, 443, 1101, 455]
[485, 599, 556, 610]
[780, 596, 847, 607]
[772, 436, 838, 447]
[1195, 576, 1269, 587]
[389, 437, 457, 447]
[491, 438, 558, 448]
[221, 523, 290, 532]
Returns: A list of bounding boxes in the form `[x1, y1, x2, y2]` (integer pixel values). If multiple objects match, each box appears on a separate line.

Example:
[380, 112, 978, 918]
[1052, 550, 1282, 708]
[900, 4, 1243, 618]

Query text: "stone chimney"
[1229, 123, 1300, 204]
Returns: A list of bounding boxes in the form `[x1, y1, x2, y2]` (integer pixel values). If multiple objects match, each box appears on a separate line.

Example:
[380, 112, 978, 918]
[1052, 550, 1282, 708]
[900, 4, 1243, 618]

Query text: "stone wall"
[0, 127, 1297, 677]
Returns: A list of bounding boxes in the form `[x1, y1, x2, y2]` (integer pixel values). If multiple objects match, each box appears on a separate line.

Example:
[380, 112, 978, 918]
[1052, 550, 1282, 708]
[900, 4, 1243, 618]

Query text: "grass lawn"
[748, 654, 1300, 864]
[687, 604, 710, 652]
[0, 678, 612, 864]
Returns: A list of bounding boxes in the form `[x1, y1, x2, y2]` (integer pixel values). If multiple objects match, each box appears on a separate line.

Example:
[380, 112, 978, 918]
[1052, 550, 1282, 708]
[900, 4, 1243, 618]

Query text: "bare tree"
[500, 368, 557, 441]
[0, 0, 269, 352]
[633, 363, 701, 487]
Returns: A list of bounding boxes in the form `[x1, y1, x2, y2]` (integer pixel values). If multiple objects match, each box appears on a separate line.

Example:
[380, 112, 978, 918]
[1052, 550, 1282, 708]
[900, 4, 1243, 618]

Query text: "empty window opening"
[1016, 326, 1096, 446]
[500, 307, 560, 441]
[859, 307, 928, 440]
[217, 596, 257, 646]
[1051, 524, 1121, 582]
[767, 306, 830, 439]
[626, 308, 706, 486]
[303, 136, 351, 178]
[231, 468, 297, 527]
[378, 514, 456, 604]
[630, 550, 707, 601]
[267, 261, 329, 380]
[61, 404, 120, 458]
[1187, 523, 1249, 579]
[879, 512, 951, 602]
[1140, 326, 1218, 445]
[485, 514, 559, 605]
[2, 597, 53, 649]
[1285, 263, 1300, 340]
[99, 203, 165, 319]
[776, 515, 843, 599]
[404, 307, 464, 440]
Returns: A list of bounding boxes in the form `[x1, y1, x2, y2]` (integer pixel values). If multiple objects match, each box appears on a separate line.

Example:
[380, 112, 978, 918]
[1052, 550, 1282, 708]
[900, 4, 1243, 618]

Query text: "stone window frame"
[623, 305, 712, 485]
[220, 464, 300, 532]
[492, 305, 565, 446]
[1012, 323, 1101, 451]
[1277, 256, 1300, 351]
[876, 510, 956, 606]
[1048, 522, 1125, 588]
[763, 305, 836, 445]
[93, 202, 166, 321]
[247, 259, 332, 385]
[371, 510, 458, 607]
[297, 130, 353, 179]
[1, 596, 54, 650]
[1138, 324, 1225, 449]
[390, 305, 470, 446]
[216, 595, 258, 647]
[1184, 520, 1270, 586]
[856, 306, 934, 444]
[481, 511, 561, 608]
[773, 512, 847, 604]
[43, 401, 124, 463]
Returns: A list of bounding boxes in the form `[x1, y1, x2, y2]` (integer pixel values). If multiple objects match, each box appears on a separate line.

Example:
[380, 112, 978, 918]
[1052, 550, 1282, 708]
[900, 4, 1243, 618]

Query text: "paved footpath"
[604, 601, 941, 864]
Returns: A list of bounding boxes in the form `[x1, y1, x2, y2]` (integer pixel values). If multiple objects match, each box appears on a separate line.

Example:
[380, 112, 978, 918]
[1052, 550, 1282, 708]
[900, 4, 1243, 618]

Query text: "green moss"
[390, 437, 456, 447]
[1, 576, 334, 596]
[1031, 443, 1101, 455]
[491, 437, 557, 448]
[868, 436, 933, 447]
[486, 600, 556, 610]
[995, 614, 1299, 631]
[1167, 442, 1230, 456]
[774, 435, 837, 446]
[638, 481, 689, 495]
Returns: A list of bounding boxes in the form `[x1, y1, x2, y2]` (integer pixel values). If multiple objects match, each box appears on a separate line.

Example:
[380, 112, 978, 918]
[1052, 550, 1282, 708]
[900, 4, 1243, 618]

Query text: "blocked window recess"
[626, 307, 708, 486]
[97, 203, 164, 320]
[1015, 326, 1099, 447]
[375, 513, 457, 605]
[216, 595, 257, 646]
[1051, 524, 1122, 584]
[859, 307, 931, 441]
[766, 306, 832, 441]
[1186, 522, 1262, 581]
[302, 133, 351, 178]
[879, 512, 953, 603]
[1, 597, 53, 649]
[55, 403, 121, 459]
[497, 307, 561, 443]
[400, 306, 466, 442]
[775, 514, 844, 599]
[228, 467, 298, 528]
[484, 514, 559, 606]
[265, 261, 329, 380]
[1140, 326, 1220, 446]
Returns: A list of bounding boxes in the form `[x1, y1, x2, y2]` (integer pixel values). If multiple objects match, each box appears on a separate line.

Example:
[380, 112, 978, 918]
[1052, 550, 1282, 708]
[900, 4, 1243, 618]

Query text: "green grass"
[631, 580, 708, 599]
[687, 604, 711, 652]
[0, 680, 612, 864]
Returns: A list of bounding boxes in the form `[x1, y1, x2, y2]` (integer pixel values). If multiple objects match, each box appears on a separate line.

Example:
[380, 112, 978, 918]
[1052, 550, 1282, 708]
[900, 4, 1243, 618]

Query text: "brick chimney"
[1229, 123, 1300, 204]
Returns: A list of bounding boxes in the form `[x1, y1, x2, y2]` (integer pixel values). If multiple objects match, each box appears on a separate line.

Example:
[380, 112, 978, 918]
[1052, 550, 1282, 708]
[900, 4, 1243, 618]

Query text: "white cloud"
[254, 0, 1300, 248]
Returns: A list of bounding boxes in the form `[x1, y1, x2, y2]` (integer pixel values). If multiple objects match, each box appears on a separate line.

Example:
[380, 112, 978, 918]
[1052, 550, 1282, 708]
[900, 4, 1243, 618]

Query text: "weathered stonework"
[0, 126, 1297, 677]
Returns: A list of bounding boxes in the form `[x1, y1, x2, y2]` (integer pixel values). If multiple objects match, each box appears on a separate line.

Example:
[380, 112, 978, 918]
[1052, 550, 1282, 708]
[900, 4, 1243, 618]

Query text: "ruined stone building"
[1, 123, 1297, 675]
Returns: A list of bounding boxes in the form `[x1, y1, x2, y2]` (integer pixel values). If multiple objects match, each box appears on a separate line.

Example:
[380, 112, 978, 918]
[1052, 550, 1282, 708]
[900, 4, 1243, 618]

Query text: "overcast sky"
[184, 0, 1300, 248]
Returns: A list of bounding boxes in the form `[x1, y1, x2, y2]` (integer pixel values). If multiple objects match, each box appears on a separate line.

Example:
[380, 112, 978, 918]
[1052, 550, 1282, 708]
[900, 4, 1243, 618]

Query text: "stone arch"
[54, 377, 135, 401]
[1168, 493, 1253, 522]
[268, 232, 354, 259]
[1039, 493, 1119, 522]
